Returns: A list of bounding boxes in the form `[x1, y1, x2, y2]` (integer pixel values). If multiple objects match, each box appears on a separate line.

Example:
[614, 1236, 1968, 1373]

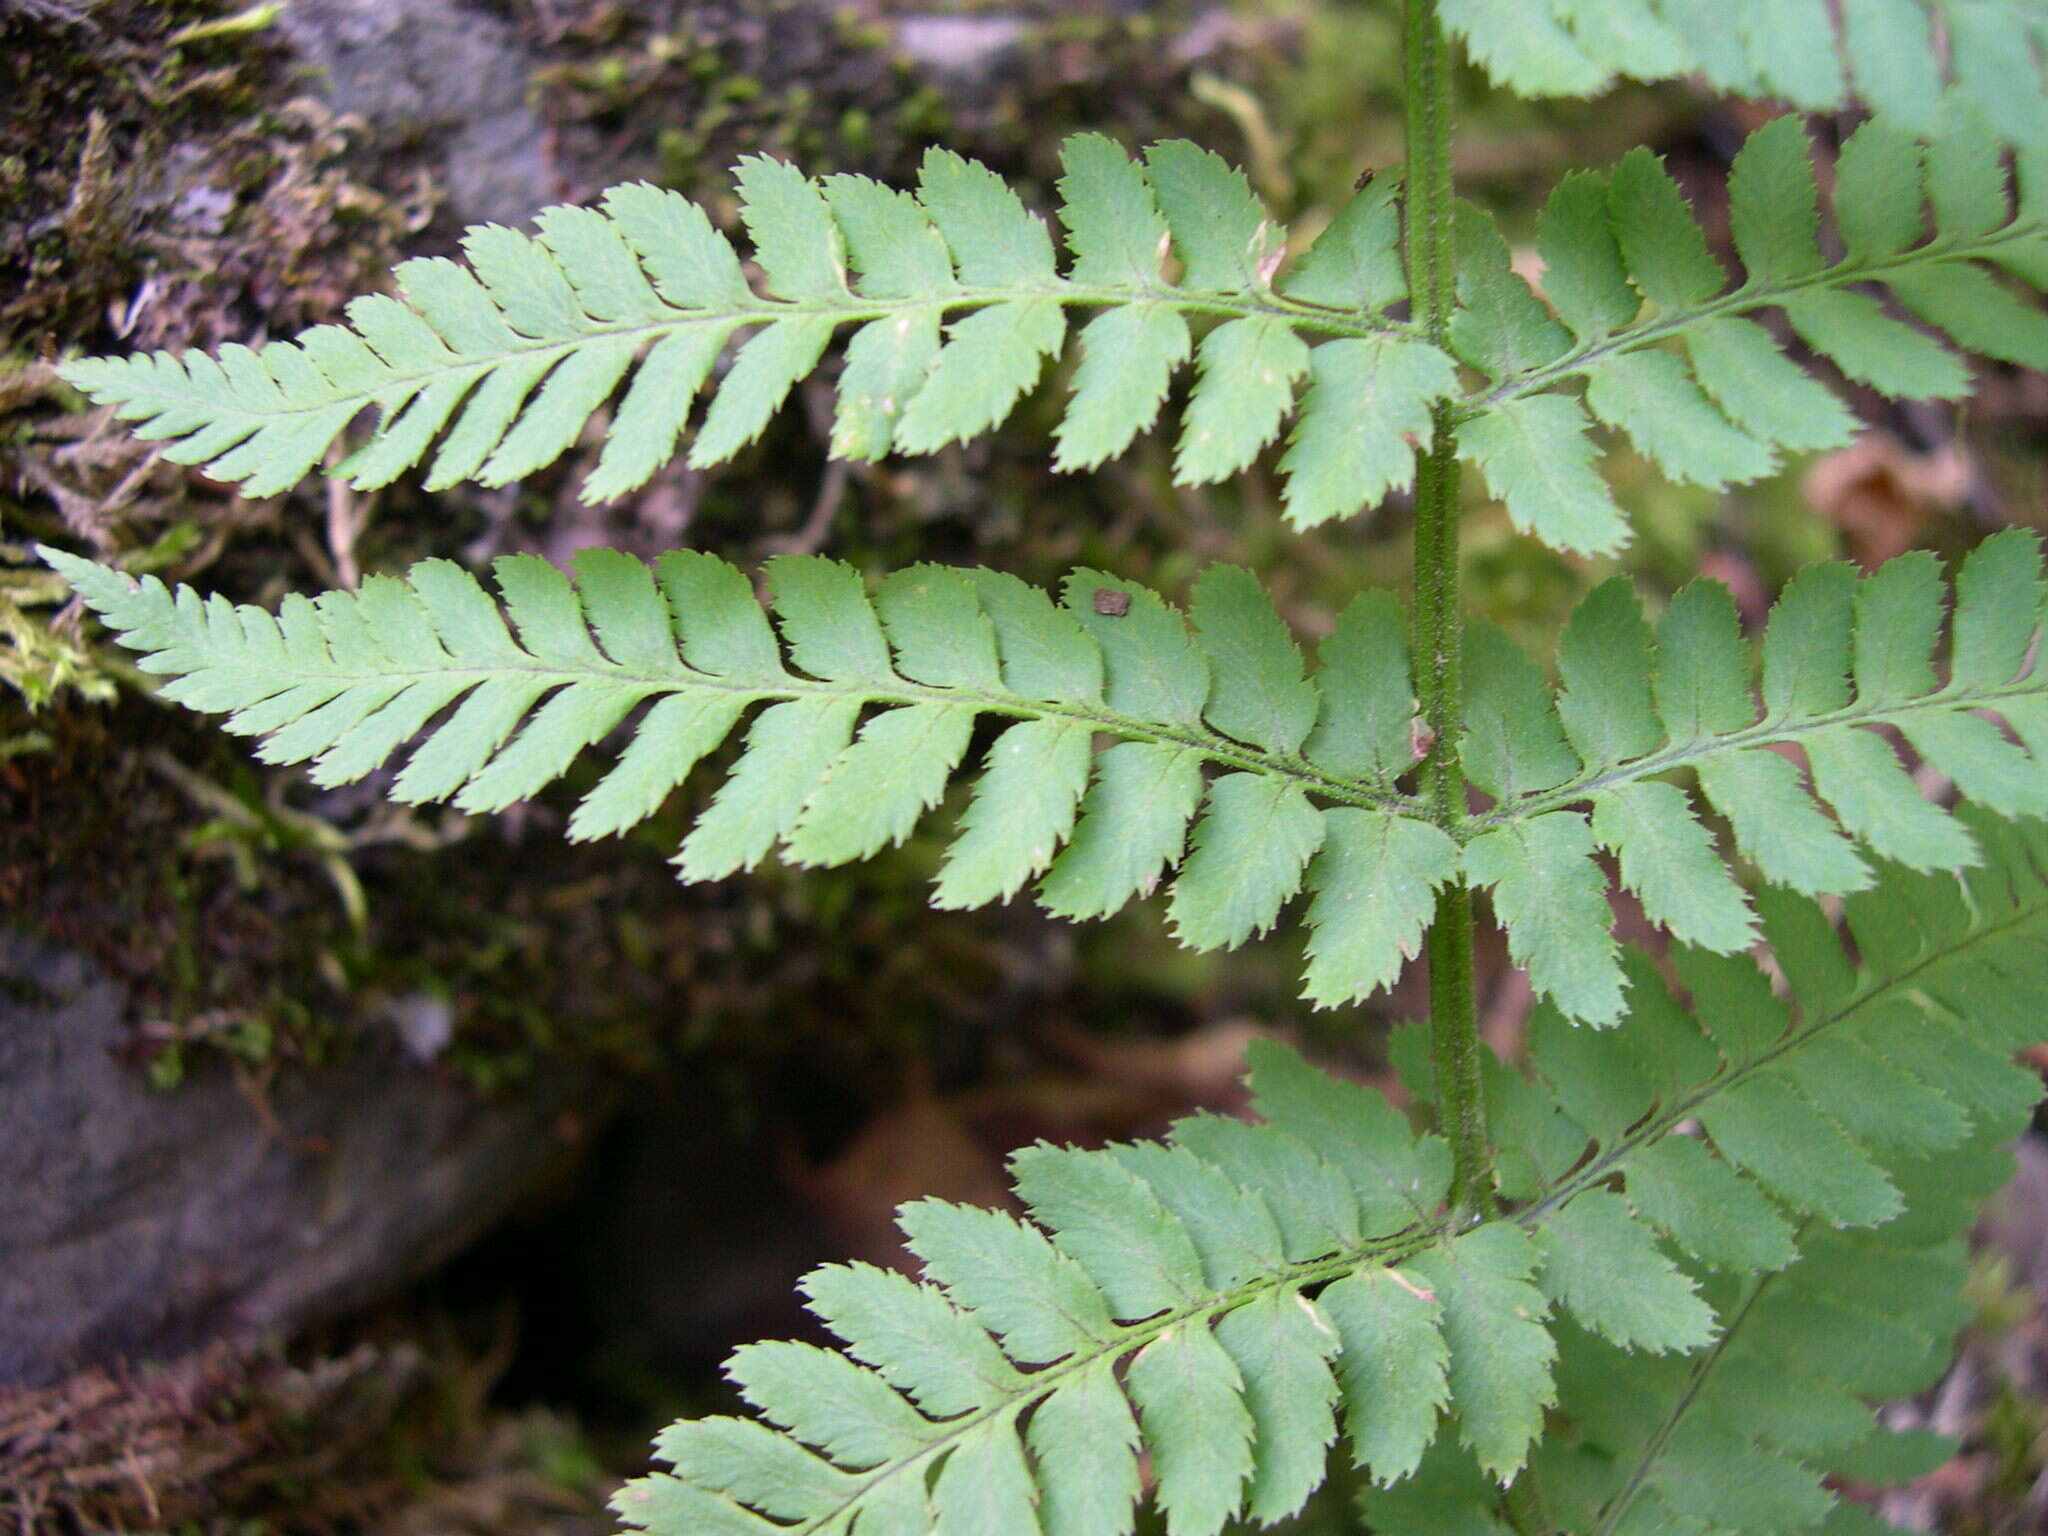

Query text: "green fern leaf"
[52, 531, 2048, 1029]
[1211, 1286, 1342, 1520]
[1318, 1265, 1448, 1487]
[1279, 173, 1407, 313]
[1460, 395, 1628, 557]
[1466, 813, 1625, 1027]
[1532, 1118, 2023, 1535]
[1279, 336, 1458, 530]
[1439, 0, 1609, 98]
[1174, 317, 1312, 486]
[1051, 303, 1190, 472]
[1408, 1225, 1559, 1481]
[1187, 565, 1317, 755]
[45, 547, 1454, 1015]
[1472, 531, 2048, 1016]
[1168, 775, 1325, 950]
[72, 117, 2048, 558]
[1450, 203, 1572, 381]
[1128, 1324, 1257, 1536]
[65, 136, 1441, 523]
[1301, 811, 1459, 1008]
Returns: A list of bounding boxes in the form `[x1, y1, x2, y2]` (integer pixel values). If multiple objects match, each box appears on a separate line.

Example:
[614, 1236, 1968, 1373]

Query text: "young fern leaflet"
[1442, 0, 2048, 144]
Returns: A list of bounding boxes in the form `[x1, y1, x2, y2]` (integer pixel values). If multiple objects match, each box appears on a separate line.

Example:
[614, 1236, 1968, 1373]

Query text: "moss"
[0, 1, 421, 356]
[0, 1330, 614, 1533]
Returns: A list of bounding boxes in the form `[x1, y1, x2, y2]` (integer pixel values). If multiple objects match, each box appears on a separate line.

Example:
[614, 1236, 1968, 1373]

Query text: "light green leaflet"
[1456, 117, 2048, 554]
[67, 136, 1431, 533]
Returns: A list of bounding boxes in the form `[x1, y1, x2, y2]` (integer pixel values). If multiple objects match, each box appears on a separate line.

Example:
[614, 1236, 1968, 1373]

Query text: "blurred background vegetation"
[4, 0, 2048, 1530]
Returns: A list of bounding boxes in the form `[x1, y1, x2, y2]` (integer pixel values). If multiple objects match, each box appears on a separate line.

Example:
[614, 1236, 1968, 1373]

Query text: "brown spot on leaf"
[1092, 587, 1131, 617]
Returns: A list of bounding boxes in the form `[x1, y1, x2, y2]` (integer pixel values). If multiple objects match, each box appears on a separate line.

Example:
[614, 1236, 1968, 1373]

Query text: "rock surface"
[0, 929, 597, 1388]
[277, 0, 554, 227]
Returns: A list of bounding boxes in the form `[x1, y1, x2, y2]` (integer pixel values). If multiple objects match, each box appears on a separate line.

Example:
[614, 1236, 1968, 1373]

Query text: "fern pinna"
[58, 118, 2048, 553]
[44, 527, 2048, 1027]
[40, 0, 2048, 1529]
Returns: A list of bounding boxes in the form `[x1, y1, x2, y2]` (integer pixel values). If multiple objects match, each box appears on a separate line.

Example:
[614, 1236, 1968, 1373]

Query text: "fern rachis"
[39, 1, 2048, 1531]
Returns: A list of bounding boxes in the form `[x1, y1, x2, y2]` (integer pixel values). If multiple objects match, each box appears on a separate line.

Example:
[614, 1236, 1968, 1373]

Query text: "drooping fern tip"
[43, 525, 2048, 1029]
[60, 117, 2048, 557]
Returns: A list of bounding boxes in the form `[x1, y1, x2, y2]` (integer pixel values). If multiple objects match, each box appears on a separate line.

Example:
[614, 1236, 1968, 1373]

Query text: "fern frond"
[49, 530, 2048, 1027]
[60, 137, 1454, 528]
[610, 1038, 1553, 1536]
[1465, 528, 2048, 1022]
[57, 526, 2043, 1522]
[613, 823, 2048, 1536]
[1442, 0, 2048, 144]
[1505, 806, 2048, 1231]
[1450, 116, 2048, 553]
[42, 546, 1470, 1011]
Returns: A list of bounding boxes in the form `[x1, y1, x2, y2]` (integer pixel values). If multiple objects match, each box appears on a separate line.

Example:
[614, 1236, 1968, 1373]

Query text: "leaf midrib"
[181, 646, 1421, 815]
[100, 285, 1411, 424]
[1478, 671, 2048, 833]
[1586, 1262, 1781, 1536]
[185, 620, 2048, 845]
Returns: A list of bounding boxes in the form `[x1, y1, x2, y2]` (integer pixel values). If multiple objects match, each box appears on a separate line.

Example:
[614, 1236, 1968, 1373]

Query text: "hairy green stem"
[1401, 2, 1456, 350]
[1403, 0, 1492, 1216]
